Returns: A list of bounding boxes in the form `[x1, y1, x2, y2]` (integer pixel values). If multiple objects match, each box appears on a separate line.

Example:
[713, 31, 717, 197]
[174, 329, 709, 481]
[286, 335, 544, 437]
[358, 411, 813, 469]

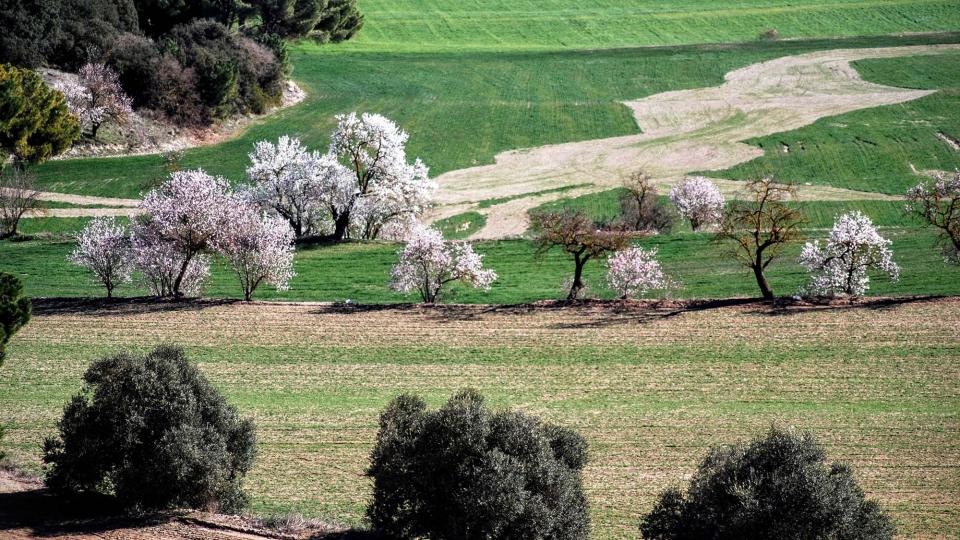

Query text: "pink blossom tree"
[606, 247, 677, 299]
[327, 113, 436, 241]
[215, 201, 296, 301]
[131, 221, 211, 297]
[136, 169, 232, 297]
[906, 170, 960, 263]
[798, 211, 899, 297]
[669, 177, 725, 231]
[68, 217, 133, 297]
[57, 63, 133, 140]
[389, 225, 497, 303]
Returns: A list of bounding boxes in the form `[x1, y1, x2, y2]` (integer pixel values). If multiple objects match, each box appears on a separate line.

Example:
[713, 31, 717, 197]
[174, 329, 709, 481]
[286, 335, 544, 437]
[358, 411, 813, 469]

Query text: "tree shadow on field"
[0, 467, 377, 539]
[542, 298, 759, 329]
[309, 298, 763, 328]
[0, 475, 168, 538]
[751, 295, 948, 317]
[32, 297, 240, 317]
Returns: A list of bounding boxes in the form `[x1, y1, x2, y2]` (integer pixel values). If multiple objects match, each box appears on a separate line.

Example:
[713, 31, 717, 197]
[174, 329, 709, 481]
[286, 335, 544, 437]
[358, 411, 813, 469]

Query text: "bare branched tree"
[0, 167, 41, 239]
[906, 171, 960, 263]
[619, 171, 674, 233]
[714, 178, 805, 300]
[531, 209, 637, 301]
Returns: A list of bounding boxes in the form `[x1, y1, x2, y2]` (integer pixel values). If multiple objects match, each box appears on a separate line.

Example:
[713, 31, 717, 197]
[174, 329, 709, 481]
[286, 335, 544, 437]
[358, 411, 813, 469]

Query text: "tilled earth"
[1, 297, 958, 537]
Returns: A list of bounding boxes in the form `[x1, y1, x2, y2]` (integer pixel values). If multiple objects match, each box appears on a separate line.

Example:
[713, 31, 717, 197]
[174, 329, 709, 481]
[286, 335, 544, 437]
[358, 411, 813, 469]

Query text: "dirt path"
[429, 44, 959, 239]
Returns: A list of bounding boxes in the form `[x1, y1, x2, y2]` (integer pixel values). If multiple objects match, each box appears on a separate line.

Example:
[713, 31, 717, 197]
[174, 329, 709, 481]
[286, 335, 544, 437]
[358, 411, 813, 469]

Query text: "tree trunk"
[752, 264, 774, 301]
[567, 256, 586, 301]
[172, 253, 194, 298]
[332, 211, 351, 242]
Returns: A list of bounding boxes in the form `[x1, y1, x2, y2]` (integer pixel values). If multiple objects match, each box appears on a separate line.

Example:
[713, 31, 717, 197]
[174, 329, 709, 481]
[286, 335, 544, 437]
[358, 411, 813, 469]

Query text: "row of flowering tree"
[70, 170, 295, 300]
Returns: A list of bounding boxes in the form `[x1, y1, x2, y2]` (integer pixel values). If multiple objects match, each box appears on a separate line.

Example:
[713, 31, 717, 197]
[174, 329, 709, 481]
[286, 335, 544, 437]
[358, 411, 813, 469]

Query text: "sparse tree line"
[25, 340, 894, 538]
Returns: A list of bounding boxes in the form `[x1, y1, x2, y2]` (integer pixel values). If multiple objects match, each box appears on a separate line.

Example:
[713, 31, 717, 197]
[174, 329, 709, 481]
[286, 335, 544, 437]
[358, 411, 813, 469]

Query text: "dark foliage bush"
[0, 0, 139, 70]
[163, 20, 284, 123]
[42, 345, 256, 513]
[252, 0, 363, 41]
[0, 64, 81, 165]
[0, 272, 31, 367]
[367, 389, 591, 540]
[640, 427, 895, 540]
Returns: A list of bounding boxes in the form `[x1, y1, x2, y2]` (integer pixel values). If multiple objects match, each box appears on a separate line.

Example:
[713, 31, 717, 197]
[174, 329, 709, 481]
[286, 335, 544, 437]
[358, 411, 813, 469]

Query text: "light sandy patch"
[23, 207, 145, 219]
[430, 45, 960, 239]
[3, 189, 141, 208]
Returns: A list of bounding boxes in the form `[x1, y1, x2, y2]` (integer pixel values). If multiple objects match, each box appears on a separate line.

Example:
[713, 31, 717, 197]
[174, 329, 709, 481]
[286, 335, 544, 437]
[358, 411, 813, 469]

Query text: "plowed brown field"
[2, 297, 958, 537]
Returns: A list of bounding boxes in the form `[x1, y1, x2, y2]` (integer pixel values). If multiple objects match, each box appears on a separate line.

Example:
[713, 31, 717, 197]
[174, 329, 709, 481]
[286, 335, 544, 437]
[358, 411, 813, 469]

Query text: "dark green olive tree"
[43, 345, 256, 513]
[640, 427, 895, 539]
[367, 389, 591, 539]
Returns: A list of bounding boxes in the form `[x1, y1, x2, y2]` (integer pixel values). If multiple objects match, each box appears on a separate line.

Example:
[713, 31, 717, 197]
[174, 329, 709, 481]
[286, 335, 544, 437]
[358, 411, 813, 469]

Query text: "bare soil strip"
[430, 45, 960, 239]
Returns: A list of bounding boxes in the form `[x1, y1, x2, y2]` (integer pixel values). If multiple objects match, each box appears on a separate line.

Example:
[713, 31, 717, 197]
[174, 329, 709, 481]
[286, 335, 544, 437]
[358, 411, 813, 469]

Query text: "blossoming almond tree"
[57, 63, 133, 140]
[670, 177, 725, 232]
[606, 247, 677, 299]
[68, 217, 133, 298]
[906, 170, 960, 263]
[327, 112, 436, 241]
[798, 211, 900, 297]
[131, 222, 212, 297]
[215, 202, 296, 301]
[246, 136, 345, 238]
[389, 225, 497, 303]
[137, 169, 232, 297]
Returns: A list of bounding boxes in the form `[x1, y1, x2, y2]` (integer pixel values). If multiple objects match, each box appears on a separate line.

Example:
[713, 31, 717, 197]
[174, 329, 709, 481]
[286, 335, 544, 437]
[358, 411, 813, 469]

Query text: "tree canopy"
[0, 63, 80, 166]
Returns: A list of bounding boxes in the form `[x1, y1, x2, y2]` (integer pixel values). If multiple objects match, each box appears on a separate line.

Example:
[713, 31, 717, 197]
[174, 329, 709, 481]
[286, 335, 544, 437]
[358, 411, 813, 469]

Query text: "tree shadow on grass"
[32, 297, 240, 317]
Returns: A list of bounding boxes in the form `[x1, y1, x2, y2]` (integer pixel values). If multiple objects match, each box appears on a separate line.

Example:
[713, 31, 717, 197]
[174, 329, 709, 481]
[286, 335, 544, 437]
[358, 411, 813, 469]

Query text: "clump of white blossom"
[606, 247, 678, 299]
[389, 225, 497, 303]
[669, 177, 725, 231]
[246, 113, 436, 242]
[70, 169, 296, 300]
[56, 63, 132, 139]
[213, 203, 296, 301]
[798, 211, 899, 297]
[68, 216, 133, 297]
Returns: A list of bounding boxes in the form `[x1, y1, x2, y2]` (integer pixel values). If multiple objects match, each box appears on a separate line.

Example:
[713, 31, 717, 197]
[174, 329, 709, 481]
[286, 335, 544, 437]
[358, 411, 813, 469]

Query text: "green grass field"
[4, 207, 956, 303]
[712, 52, 960, 194]
[28, 32, 960, 199]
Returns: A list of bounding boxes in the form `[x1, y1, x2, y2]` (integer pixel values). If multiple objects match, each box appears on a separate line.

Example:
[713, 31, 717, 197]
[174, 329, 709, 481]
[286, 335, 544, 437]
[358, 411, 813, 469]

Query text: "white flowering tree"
[136, 169, 232, 297]
[68, 217, 133, 297]
[327, 113, 436, 241]
[246, 136, 345, 239]
[670, 177, 725, 231]
[906, 170, 960, 263]
[390, 225, 497, 303]
[131, 221, 212, 297]
[57, 63, 133, 140]
[606, 247, 676, 299]
[798, 211, 899, 297]
[215, 201, 296, 301]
